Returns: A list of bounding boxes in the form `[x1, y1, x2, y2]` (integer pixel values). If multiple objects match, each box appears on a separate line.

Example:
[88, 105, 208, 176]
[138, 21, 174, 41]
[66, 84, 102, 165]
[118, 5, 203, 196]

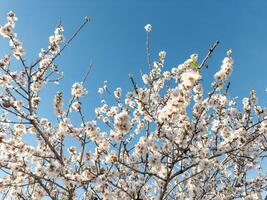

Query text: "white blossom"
[144, 24, 152, 32]
[71, 82, 87, 98]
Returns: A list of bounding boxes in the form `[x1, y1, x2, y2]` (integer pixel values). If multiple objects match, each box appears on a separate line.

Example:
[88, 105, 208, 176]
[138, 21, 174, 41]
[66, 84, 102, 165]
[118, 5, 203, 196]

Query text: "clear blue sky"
[0, 0, 266, 121]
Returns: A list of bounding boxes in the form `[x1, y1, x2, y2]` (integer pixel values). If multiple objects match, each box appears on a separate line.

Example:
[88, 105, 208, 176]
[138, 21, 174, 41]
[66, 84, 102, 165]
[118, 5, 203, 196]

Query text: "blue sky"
[0, 0, 266, 121]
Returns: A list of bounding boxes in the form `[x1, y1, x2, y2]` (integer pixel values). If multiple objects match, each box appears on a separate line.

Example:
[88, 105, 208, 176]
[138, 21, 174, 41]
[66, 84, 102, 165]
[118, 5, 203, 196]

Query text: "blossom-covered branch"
[0, 12, 266, 200]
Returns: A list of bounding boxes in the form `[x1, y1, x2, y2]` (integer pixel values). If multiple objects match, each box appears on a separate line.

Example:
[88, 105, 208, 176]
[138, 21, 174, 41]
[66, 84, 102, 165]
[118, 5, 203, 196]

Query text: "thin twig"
[31, 16, 90, 70]
[146, 31, 151, 68]
[66, 61, 93, 117]
[129, 74, 139, 95]
[198, 40, 219, 69]
[82, 60, 93, 84]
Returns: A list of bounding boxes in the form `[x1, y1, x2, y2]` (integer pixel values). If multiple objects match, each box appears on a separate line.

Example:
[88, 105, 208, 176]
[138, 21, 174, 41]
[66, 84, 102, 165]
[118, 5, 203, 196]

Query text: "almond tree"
[0, 11, 266, 200]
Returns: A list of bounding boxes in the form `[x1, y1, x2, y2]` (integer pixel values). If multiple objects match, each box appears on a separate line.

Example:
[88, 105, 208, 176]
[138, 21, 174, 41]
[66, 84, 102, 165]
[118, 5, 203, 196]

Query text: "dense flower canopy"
[0, 12, 266, 200]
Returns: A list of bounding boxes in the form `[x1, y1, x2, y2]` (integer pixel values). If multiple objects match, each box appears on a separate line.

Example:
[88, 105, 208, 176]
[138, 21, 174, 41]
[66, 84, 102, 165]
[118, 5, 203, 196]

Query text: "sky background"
[0, 0, 266, 123]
